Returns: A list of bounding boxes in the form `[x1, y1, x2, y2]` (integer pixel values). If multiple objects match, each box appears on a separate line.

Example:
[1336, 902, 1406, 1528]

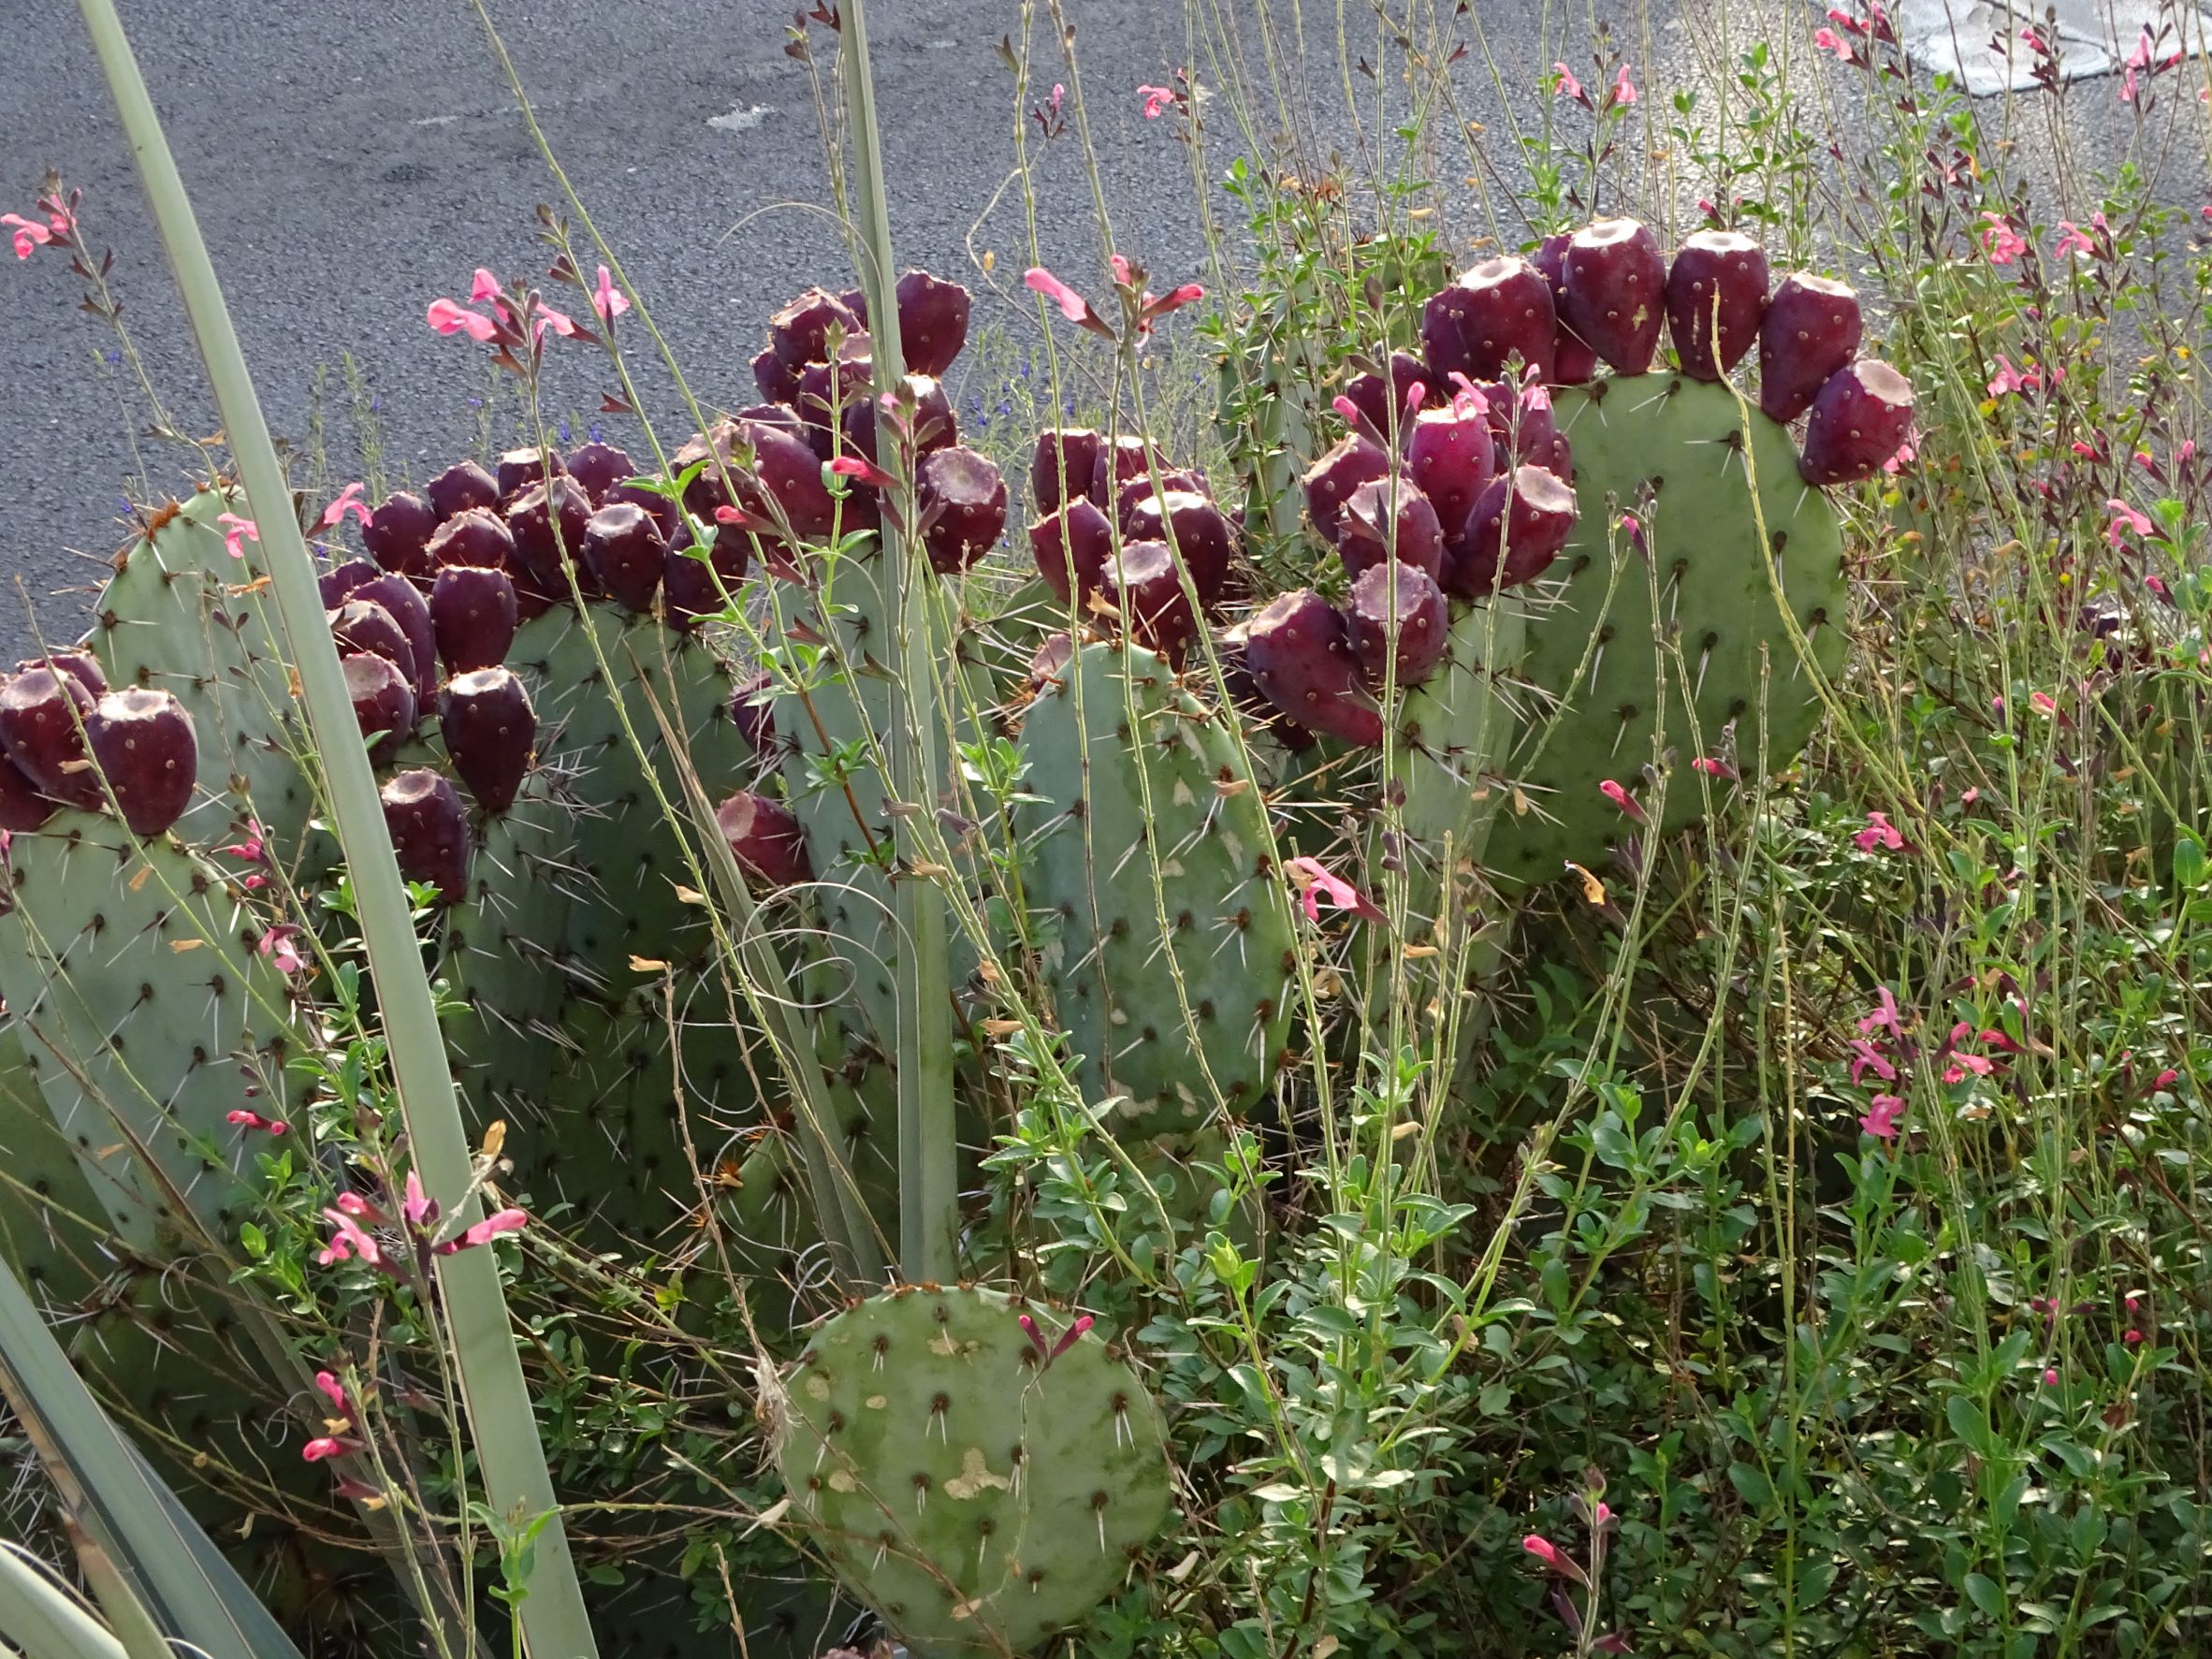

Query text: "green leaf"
[1727, 1462, 1775, 1508]
[1947, 1394, 1991, 1456]
[0, 1542, 126, 1659]
[1964, 1572, 2006, 1619]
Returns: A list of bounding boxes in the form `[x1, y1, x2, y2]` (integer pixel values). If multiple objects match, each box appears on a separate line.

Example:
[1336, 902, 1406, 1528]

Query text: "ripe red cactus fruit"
[564, 440, 636, 504]
[439, 666, 535, 814]
[342, 653, 417, 766]
[426, 506, 517, 574]
[0, 750, 51, 831]
[1666, 230, 1768, 382]
[1337, 476, 1447, 581]
[581, 502, 669, 613]
[731, 417, 840, 549]
[1342, 351, 1436, 444]
[753, 346, 802, 406]
[16, 651, 106, 700]
[0, 668, 101, 808]
[425, 459, 500, 522]
[1026, 631, 1075, 691]
[1535, 233, 1601, 386]
[1799, 358, 1914, 485]
[1113, 470, 1212, 535]
[895, 269, 971, 377]
[717, 790, 811, 886]
[328, 598, 418, 688]
[380, 767, 472, 902]
[918, 445, 1009, 574]
[1561, 218, 1666, 374]
[1243, 589, 1385, 748]
[505, 477, 595, 586]
[1452, 464, 1580, 595]
[1030, 428, 1105, 515]
[494, 445, 564, 504]
[1028, 496, 1114, 605]
[1123, 490, 1236, 609]
[1100, 540, 1198, 661]
[662, 529, 751, 628]
[429, 566, 518, 676]
[768, 286, 866, 371]
[1219, 622, 1315, 751]
[1420, 255, 1557, 385]
[352, 572, 440, 704]
[319, 559, 382, 610]
[363, 490, 439, 575]
[1302, 432, 1392, 547]
[840, 375, 955, 465]
[82, 688, 196, 837]
[1470, 378, 1563, 470]
[795, 350, 876, 459]
[604, 481, 682, 543]
[1408, 405, 1497, 557]
[1091, 435, 1164, 508]
[1759, 272, 1863, 422]
[1345, 561, 1449, 691]
[729, 671, 778, 756]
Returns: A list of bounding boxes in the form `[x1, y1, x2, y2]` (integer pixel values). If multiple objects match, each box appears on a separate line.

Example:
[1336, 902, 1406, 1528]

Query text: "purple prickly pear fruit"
[918, 445, 1008, 575]
[504, 476, 595, 587]
[1028, 497, 1114, 605]
[1302, 432, 1391, 547]
[733, 417, 838, 547]
[16, 651, 107, 700]
[1337, 476, 1446, 580]
[1471, 379, 1561, 467]
[342, 653, 416, 765]
[1124, 490, 1236, 610]
[1244, 589, 1384, 748]
[1030, 429, 1105, 515]
[1346, 561, 1449, 690]
[1561, 218, 1666, 374]
[768, 286, 866, 370]
[440, 667, 534, 814]
[425, 459, 499, 522]
[1799, 358, 1914, 485]
[1666, 230, 1768, 382]
[1535, 233, 1601, 386]
[0, 751, 51, 831]
[319, 559, 382, 610]
[363, 490, 439, 575]
[564, 440, 636, 504]
[1421, 256, 1557, 385]
[753, 346, 802, 406]
[1545, 431, 1576, 484]
[730, 671, 778, 755]
[895, 269, 971, 377]
[1100, 540, 1198, 662]
[1759, 272, 1863, 422]
[353, 573, 440, 704]
[717, 790, 811, 886]
[83, 688, 196, 837]
[838, 374, 955, 464]
[1113, 470, 1211, 536]
[581, 502, 668, 613]
[661, 551, 722, 628]
[795, 351, 876, 459]
[429, 566, 518, 675]
[381, 768, 471, 901]
[737, 402, 805, 436]
[494, 445, 564, 505]
[1091, 436, 1164, 509]
[1219, 623, 1315, 751]
[1026, 631, 1075, 691]
[0, 669, 100, 808]
[1453, 464, 1579, 595]
[604, 482, 682, 543]
[328, 599, 418, 689]
[1342, 351, 1436, 444]
[425, 507, 517, 574]
[1408, 405, 1497, 554]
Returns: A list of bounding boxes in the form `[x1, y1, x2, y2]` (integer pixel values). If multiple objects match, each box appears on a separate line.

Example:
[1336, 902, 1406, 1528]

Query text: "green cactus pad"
[89, 490, 324, 872]
[1392, 596, 1529, 876]
[1013, 641, 1296, 1132]
[1486, 374, 1848, 889]
[0, 811, 305, 1252]
[772, 1285, 1172, 1656]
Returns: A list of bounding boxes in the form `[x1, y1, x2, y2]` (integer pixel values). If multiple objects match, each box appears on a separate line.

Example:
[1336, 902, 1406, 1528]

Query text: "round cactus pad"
[773, 1285, 1172, 1656]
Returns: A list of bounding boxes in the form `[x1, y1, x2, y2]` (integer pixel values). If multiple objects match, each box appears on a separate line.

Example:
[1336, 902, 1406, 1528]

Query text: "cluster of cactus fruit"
[0, 208, 1897, 1655]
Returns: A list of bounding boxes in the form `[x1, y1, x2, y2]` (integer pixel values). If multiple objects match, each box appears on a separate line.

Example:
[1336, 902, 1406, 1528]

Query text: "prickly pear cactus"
[1391, 597, 1529, 874]
[1014, 641, 1297, 1132]
[772, 1285, 1172, 1657]
[1486, 375, 1847, 887]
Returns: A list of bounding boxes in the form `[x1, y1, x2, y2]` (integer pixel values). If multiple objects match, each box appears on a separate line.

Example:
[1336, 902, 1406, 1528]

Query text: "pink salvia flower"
[314, 1371, 349, 1414]
[1, 213, 54, 259]
[317, 1208, 383, 1268]
[257, 924, 306, 975]
[1047, 1314, 1093, 1362]
[1883, 438, 1917, 474]
[1140, 282, 1207, 324]
[1025, 266, 1093, 324]
[442, 1208, 529, 1253]
[1692, 756, 1736, 780]
[1814, 26, 1853, 59]
[828, 454, 898, 491]
[1854, 810, 1905, 852]
[2021, 23, 2049, 52]
[301, 1437, 350, 1463]
[333, 1191, 375, 1218]
[590, 264, 629, 323]
[402, 1170, 435, 1229]
[2106, 499, 2153, 546]
[427, 298, 499, 342]
[1979, 213, 2028, 265]
[534, 303, 576, 342]
[1551, 61, 1584, 100]
[1986, 355, 2040, 398]
[1858, 1095, 1908, 1139]
[470, 267, 502, 304]
[2053, 222, 2094, 259]
[216, 513, 258, 560]
[2043, 1367, 2059, 1385]
[320, 482, 371, 530]
[1848, 1041, 1898, 1085]
[1827, 7, 1869, 32]
[2125, 1328, 2144, 1345]
[2029, 691, 2057, 715]
[1859, 987, 1905, 1040]
[1284, 856, 1386, 924]
[1016, 1313, 1049, 1357]
[1599, 779, 1646, 822]
[1522, 1535, 1589, 1584]
[226, 1109, 287, 1135]
[1611, 65, 1639, 106]
[1139, 83, 1176, 118]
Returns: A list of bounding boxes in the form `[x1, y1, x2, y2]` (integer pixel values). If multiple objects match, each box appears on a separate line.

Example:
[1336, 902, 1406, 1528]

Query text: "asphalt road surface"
[0, 0, 2175, 660]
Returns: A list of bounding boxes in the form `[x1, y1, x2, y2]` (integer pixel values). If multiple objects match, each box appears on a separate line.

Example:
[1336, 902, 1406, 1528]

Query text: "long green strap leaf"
[72, 4, 597, 1653]
[0, 1259, 300, 1659]
[0, 1544, 124, 1659]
